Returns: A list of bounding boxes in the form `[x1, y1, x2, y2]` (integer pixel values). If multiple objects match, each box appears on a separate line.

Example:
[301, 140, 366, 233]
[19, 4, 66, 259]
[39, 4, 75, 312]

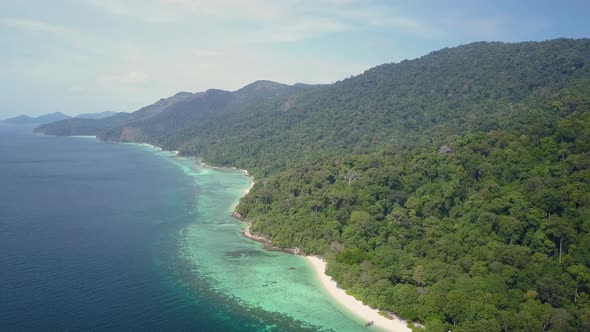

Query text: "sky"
[0, 0, 588, 118]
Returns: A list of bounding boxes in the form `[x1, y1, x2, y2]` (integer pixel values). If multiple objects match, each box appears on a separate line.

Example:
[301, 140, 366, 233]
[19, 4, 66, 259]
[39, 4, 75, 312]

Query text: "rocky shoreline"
[230, 212, 303, 255]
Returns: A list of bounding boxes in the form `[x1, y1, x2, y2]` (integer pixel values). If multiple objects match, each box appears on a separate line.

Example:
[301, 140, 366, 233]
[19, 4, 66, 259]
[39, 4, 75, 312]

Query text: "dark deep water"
[0, 124, 281, 331]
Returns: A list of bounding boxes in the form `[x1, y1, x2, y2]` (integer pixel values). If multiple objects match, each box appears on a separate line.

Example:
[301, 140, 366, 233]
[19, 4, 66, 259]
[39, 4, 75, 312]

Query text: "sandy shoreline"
[135, 142, 164, 152]
[305, 256, 411, 332]
[74, 135, 409, 330]
[232, 172, 410, 331]
[70, 135, 97, 138]
[244, 179, 255, 194]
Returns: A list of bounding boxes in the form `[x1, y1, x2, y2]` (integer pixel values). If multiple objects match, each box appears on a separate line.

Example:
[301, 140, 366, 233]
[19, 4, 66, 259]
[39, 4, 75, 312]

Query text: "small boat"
[288, 267, 296, 270]
[365, 321, 374, 327]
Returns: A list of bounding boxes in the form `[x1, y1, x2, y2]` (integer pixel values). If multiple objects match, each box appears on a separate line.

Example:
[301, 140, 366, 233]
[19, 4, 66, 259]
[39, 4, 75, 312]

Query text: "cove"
[135, 144, 376, 331]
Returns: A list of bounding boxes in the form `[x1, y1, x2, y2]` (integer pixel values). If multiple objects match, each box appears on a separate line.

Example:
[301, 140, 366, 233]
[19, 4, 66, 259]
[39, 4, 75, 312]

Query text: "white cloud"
[81, 0, 183, 23]
[69, 85, 90, 93]
[78, 0, 437, 42]
[253, 18, 350, 42]
[371, 16, 439, 37]
[81, 0, 289, 23]
[191, 49, 225, 57]
[441, 16, 509, 40]
[102, 71, 150, 84]
[0, 18, 75, 35]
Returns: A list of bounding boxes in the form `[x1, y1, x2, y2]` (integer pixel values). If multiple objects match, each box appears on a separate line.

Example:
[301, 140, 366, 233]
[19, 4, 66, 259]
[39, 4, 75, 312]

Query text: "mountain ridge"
[75, 111, 120, 119]
[4, 111, 121, 125]
[4, 112, 70, 125]
[36, 80, 315, 138]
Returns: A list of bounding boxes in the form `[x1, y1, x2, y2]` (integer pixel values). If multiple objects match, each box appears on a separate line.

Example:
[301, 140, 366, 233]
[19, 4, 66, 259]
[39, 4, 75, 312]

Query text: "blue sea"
[0, 125, 272, 331]
[0, 124, 370, 332]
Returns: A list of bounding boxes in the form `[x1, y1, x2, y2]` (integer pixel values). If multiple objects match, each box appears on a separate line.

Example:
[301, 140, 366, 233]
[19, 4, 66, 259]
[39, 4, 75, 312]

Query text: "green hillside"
[38, 38, 590, 331]
[100, 80, 316, 143]
[229, 39, 590, 331]
[35, 112, 130, 136]
[35, 81, 314, 138]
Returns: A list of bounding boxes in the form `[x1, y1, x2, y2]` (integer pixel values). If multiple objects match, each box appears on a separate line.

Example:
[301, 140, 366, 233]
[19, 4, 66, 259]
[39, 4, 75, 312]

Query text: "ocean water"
[0, 124, 368, 331]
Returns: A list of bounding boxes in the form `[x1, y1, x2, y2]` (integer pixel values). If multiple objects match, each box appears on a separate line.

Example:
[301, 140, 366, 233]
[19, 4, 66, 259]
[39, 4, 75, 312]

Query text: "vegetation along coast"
[33, 39, 590, 331]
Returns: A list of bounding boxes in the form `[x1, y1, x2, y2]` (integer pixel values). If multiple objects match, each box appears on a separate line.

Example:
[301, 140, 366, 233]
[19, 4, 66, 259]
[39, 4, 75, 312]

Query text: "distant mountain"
[2, 115, 36, 124]
[3, 111, 119, 125]
[101, 80, 315, 143]
[35, 112, 130, 136]
[75, 111, 120, 119]
[36, 80, 316, 141]
[3, 112, 71, 125]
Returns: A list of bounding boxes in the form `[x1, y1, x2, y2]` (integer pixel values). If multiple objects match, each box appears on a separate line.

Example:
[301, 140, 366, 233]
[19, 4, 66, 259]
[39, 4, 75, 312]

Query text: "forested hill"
[4, 112, 70, 125]
[100, 80, 315, 142]
[35, 80, 315, 137]
[168, 39, 589, 176]
[38, 38, 590, 331]
[231, 39, 590, 331]
[35, 112, 130, 136]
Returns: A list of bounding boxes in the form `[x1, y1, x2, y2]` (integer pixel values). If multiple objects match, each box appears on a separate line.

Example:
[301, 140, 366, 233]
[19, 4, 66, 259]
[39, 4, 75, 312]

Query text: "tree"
[567, 264, 590, 303]
[545, 216, 575, 264]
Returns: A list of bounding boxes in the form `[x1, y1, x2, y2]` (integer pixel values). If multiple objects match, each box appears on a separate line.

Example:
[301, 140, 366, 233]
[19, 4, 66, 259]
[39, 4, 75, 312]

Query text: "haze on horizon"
[1, 0, 588, 118]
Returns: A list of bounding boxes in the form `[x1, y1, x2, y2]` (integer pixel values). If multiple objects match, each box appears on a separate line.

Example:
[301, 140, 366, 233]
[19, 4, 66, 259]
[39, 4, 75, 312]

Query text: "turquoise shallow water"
[139, 146, 373, 331]
[1, 126, 277, 331]
[0, 126, 374, 331]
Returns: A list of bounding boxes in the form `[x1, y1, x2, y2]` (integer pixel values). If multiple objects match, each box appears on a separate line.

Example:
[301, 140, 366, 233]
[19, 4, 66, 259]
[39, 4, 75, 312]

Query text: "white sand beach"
[244, 180, 255, 194]
[139, 143, 162, 151]
[305, 256, 412, 332]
